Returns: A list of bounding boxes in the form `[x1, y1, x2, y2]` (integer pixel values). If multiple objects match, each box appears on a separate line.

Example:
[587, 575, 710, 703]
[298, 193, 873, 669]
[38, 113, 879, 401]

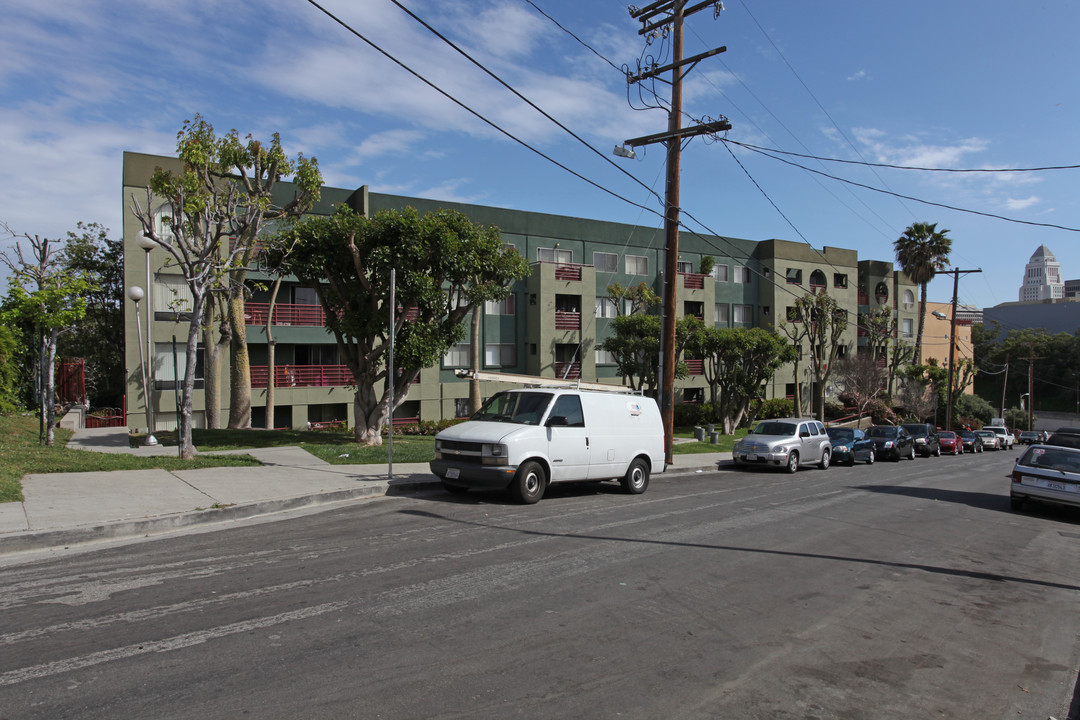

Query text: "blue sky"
[2, 0, 1078, 312]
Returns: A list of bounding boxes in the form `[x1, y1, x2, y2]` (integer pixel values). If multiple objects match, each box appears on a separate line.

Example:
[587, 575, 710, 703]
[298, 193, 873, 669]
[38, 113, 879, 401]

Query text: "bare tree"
[833, 353, 888, 424]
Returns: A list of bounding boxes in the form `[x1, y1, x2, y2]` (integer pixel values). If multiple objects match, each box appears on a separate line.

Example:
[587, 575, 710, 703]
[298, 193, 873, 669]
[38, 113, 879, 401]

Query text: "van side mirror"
[546, 415, 569, 427]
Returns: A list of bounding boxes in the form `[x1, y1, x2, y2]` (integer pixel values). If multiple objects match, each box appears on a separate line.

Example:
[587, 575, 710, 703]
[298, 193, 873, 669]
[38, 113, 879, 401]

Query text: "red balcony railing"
[555, 311, 581, 330]
[555, 264, 582, 281]
[554, 361, 581, 379]
[246, 302, 326, 327]
[685, 359, 704, 375]
[680, 272, 706, 290]
[250, 364, 353, 389]
[858, 293, 869, 305]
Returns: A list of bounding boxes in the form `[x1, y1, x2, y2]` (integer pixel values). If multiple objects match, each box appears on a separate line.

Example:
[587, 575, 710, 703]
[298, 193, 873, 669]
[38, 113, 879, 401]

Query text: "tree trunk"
[914, 283, 928, 364]
[469, 309, 482, 413]
[201, 299, 229, 429]
[227, 293, 251, 429]
[265, 275, 286, 429]
[791, 358, 803, 417]
[42, 330, 58, 447]
[179, 292, 207, 460]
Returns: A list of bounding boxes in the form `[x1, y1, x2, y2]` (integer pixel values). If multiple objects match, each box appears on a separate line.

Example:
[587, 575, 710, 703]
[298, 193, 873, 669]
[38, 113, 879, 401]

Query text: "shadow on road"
[855, 483, 1080, 524]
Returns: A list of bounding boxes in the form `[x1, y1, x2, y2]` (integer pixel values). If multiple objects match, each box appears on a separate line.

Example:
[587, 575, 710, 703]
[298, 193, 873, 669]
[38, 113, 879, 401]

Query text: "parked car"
[826, 427, 875, 465]
[1018, 431, 1040, 445]
[960, 430, 984, 453]
[1011, 444, 1080, 512]
[938, 430, 962, 455]
[865, 425, 915, 461]
[983, 425, 1014, 449]
[1046, 428, 1080, 449]
[732, 418, 832, 473]
[902, 422, 941, 457]
[975, 429, 1001, 450]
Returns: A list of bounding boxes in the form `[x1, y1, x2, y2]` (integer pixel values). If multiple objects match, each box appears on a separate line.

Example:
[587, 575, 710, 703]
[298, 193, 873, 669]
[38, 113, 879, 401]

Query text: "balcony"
[555, 311, 581, 330]
[679, 272, 706, 290]
[685, 359, 704, 376]
[250, 364, 353, 389]
[246, 302, 326, 327]
[554, 361, 581, 379]
[554, 264, 582, 281]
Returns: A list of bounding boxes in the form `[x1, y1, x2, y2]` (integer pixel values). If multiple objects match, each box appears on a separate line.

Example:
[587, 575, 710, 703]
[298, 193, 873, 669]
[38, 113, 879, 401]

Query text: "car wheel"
[442, 481, 469, 495]
[818, 448, 831, 470]
[510, 461, 546, 504]
[620, 457, 650, 495]
[908, 445, 916, 460]
[866, 448, 875, 465]
[786, 450, 799, 474]
[1010, 494, 1025, 511]
[848, 454, 856, 466]
[891, 450, 901, 462]
[935, 445, 941, 457]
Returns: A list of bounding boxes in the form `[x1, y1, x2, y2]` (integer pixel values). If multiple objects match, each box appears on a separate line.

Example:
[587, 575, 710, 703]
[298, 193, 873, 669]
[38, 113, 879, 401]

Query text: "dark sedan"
[826, 427, 875, 465]
[960, 430, 983, 453]
[866, 425, 916, 462]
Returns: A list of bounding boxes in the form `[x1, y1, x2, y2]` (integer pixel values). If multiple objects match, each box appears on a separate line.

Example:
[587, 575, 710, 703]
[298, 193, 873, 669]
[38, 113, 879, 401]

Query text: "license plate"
[446, 468, 460, 479]
[1023, 475, 1072, 492]
[746, 454, 758, 461]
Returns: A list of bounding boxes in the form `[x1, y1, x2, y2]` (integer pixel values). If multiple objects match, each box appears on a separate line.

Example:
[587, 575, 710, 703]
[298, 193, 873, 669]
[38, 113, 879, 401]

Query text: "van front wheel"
[621, 458, 650, 495]
[511, 461, 546, 504]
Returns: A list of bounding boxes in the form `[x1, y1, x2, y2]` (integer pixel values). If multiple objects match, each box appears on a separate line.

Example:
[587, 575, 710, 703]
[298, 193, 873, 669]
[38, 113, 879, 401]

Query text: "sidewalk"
[0, 427, 730, 554]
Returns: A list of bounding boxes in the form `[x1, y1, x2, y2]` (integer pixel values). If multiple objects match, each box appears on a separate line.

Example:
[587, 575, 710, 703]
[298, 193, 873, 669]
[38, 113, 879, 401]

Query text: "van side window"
[549, 395, 585, 428]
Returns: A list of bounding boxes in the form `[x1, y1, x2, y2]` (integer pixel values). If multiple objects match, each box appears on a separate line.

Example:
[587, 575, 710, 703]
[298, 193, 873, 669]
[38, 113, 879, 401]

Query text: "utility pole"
[1022, 340, 1045, 432]
[941, 268, 981, 431]
[619, 0, 730, 464]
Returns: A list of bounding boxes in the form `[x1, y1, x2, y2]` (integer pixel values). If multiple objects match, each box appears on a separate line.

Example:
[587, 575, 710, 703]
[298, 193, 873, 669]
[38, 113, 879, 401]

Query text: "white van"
[430, 386, 665, 504]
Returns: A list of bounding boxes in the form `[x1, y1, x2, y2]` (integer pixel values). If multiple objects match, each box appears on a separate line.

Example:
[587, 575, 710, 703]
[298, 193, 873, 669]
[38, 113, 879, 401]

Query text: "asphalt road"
[2, 449, 1080, 719]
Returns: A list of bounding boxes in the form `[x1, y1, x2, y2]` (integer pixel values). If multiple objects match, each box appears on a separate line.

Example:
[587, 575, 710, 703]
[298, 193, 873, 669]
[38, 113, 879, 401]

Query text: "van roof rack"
[455, 370, 637, 394]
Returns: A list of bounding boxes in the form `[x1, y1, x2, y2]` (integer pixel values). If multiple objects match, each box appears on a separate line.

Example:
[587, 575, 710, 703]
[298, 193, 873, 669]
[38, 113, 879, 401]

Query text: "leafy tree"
[861, 304, 912, 398]
[1, 224, 92, 445]
[899, 361, 947, 423]
[777, 309, 808, 415]
[266, 205, 529, 445]
[785, 291, 849, 420]
[894, 222, 952, 363]
[57, 222, 124, 407]
[0, 324, 21, 412]
[955, 392, 994, 426]
[686, 326, 796, 433]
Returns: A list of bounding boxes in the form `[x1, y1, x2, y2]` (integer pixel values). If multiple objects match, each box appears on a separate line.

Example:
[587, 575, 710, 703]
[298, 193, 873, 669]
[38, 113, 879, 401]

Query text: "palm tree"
[894, 222, 952, 364]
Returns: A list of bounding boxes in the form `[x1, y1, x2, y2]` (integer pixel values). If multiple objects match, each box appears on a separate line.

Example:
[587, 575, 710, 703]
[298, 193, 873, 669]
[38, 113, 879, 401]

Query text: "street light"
[126, 286, 158, 446]
[135, 231, 158, 440]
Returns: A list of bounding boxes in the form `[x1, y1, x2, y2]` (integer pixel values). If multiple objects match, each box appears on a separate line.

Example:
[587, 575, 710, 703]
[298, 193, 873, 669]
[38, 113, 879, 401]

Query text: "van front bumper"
[430, 460, 518, 489]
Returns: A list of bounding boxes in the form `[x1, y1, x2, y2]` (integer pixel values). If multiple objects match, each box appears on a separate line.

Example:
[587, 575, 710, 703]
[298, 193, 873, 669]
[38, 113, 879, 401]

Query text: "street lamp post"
[127, 286, 158, 446]
[136, 231, 158, 440]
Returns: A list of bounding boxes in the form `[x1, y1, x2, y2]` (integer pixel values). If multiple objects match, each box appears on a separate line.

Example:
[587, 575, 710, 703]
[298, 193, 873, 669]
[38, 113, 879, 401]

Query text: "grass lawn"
[0, 415, 262, 504]
[672, 427, 748, 454]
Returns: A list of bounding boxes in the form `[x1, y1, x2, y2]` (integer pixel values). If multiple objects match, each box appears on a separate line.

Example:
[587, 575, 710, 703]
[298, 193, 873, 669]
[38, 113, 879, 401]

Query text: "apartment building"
[122, 151, 916, 431]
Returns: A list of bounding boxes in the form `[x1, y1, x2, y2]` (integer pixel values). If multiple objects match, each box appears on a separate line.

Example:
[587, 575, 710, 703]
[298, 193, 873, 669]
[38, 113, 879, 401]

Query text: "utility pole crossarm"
[628, 46, 727, 84]
[624, 118, 731, 148]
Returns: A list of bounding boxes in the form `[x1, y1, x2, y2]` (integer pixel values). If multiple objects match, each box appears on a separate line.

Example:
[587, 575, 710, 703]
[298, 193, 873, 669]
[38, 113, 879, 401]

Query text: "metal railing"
[250, 364, 353, 389]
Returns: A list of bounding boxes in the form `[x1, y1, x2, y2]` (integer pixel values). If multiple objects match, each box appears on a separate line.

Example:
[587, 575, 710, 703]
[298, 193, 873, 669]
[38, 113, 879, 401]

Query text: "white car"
[984, 426, 1015, 449]
[733, 418, 832, 473]
[975, 429, 1000, 450]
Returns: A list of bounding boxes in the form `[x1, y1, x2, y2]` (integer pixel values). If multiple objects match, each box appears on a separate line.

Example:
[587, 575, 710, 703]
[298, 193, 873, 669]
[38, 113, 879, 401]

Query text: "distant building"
[1019, 245, 1064, 302]
[920, 301, 974, 396]
[1064, 279, 1080, 299]
[956, 304, 982, 325]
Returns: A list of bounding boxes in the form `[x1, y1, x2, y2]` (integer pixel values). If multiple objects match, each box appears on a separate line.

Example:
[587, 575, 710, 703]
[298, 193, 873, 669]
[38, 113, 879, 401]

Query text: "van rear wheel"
[511, 461, 546, 504]
[620, 458, 650, 495]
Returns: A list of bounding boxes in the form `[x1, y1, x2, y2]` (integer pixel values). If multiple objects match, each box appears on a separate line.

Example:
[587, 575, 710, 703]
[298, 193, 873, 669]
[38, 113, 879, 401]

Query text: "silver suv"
[733, 418, 833, 473]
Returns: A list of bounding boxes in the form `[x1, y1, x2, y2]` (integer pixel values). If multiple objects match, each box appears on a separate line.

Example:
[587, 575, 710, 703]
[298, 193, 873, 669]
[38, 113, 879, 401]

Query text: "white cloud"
[1005, 196, 1040, 211]
[851, 127, 989, 168]
[846, 69, 869, 81]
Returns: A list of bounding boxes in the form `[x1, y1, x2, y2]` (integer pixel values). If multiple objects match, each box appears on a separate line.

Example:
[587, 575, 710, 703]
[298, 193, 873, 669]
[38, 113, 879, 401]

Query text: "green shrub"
[759, 398, 794, 419]
[955, 394, 994, 425]
[674, 403, 708, 428]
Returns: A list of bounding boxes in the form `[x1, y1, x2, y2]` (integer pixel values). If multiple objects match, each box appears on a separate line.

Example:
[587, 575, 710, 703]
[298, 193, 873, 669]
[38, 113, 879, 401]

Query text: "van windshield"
[473, 391, 553, 426]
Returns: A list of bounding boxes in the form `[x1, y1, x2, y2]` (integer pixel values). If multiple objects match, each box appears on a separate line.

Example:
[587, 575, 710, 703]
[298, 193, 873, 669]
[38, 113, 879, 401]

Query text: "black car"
[866, 425, 916, 461]
[1046, 427, 1080, 449]
[902, 422, 940, 457]
[959, 430, 983, 453]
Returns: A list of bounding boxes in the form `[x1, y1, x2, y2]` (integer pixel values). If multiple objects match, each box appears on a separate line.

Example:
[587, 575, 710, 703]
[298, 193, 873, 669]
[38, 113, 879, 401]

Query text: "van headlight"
[482, 444, 509, 466]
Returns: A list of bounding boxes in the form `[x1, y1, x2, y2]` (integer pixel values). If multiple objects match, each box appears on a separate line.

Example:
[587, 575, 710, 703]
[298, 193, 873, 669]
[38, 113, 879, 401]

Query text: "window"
[595, 297, 617, 318]
[684, 301, 704, 319]
[903, 289, 915, 310]
[786, 268, 803, 284]
[734, 265, 752, 283]
[485, 295, 515, 315]
[834, 273, 848, 289]
[810, 270, 826, 288]
[154, 342, 203, 388]
[901, 318, 913, 338]
[593, 251, 617, 273]
[786, 306, 800, 322]
[538, 247, 572, 264]
[626, 254, 648, 275]
[443, 343, 469, 367]
[733, 304, 753, 324]
[684, 388, 704, 404]
[677, 261, 693, 274]
[712, 264, 729, 282]
[485, 343, 516, 367]
[714, 303, 729, 325]
[875, 282, 889, 305]
[549, 394, 585, 427]
[596, 347, 617, 365]
[454, 398, 470, 418]
[152, 274, 194, 316]
[837, 345, 848, 358]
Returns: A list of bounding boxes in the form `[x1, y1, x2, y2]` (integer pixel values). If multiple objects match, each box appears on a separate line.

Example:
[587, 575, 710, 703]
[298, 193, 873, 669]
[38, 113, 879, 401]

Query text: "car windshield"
[976, 431, 994, 438]
[939, 431, 956, 439]
[752, 421, 797, 436]
[827, 428, 854, 443]
[902, 425, 928, 437]
[867, 427, 898, 438]
[1021, 447, 1080, 473]
[472, 391, 553, 425]
[961, 431, 975, 438]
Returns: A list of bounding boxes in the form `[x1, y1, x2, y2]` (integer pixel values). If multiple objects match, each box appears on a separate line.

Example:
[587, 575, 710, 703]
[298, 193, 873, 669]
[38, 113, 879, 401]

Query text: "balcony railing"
[246, 302, 326, 327]
[685, 359, 704, 375]
[857, 293, 869, 305]
[250, 364, 353, 389]
[554, 361, 581, 379]
[679, 272, 706, 290]
[555, 264, 582, 281]
[555, 311, 581, 330]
